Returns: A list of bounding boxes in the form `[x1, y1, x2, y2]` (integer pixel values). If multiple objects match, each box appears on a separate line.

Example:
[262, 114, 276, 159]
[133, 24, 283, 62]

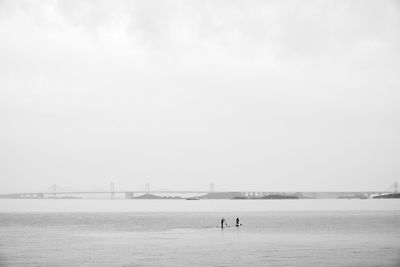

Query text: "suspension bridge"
[0, 183, 219, 199]
[0, 182, 398, 199]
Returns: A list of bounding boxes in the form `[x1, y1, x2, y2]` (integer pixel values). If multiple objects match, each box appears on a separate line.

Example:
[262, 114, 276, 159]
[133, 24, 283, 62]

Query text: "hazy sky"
[0, 0, 399, 193]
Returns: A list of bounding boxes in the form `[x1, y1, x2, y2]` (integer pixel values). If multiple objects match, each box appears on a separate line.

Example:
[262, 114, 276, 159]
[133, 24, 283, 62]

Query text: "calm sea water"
[0, 199, 399, 266]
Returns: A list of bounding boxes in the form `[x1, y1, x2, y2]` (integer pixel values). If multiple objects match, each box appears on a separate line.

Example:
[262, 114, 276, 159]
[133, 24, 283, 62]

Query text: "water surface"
[0, 199, 399, 266]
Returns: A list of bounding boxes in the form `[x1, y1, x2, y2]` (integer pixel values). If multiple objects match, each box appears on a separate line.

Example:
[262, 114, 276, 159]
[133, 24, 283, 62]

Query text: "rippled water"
[0, 199, 399, 266]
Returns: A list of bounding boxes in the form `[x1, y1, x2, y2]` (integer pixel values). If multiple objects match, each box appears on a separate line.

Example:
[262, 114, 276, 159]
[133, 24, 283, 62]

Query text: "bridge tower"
[145, 183, 150, 194]
[394, 182, 398, 194]
[210, 182, 214, 193]
[110, 183, 115, 200]
[52, 184, 57, 198]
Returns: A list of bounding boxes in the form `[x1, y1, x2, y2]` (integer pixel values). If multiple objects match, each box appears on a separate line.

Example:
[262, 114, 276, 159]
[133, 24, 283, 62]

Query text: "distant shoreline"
[373, 193, 400, 199]
[0, 192, 399, 200]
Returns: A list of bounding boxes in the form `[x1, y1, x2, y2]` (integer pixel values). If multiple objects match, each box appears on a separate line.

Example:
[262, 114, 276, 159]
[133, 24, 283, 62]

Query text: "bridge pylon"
[110, 183, 115, 200]
[210, 182, 214, 193]
[52, 184, 57, 198]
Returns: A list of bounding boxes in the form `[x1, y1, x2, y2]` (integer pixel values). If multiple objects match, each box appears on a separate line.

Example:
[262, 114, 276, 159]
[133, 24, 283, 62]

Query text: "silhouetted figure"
[221, 217, 227, 229]
[236, 217, 240, 227]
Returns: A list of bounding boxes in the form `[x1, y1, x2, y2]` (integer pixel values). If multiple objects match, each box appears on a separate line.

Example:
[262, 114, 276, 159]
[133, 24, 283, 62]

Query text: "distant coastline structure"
[0, 182, 399, 199]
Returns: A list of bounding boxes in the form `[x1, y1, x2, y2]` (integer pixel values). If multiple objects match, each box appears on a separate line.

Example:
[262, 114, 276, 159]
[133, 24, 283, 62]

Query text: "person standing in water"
[236, 217, 240, 227]
[221, 217, 227, 229]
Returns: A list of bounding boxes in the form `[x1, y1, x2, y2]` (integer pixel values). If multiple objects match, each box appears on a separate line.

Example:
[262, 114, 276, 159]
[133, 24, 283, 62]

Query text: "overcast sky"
[0, 0, 399, 193]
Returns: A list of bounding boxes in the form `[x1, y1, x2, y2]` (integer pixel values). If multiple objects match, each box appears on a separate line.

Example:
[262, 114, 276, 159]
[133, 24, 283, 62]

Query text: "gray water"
[0, 200, 399, 266]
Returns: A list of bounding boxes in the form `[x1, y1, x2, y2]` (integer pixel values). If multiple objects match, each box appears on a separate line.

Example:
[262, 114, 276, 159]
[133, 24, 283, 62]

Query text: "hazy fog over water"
[0, 0, 399, 193]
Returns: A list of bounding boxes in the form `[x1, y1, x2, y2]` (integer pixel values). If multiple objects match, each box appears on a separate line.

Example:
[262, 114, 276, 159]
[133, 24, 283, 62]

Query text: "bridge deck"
[0, 190, 394, 197]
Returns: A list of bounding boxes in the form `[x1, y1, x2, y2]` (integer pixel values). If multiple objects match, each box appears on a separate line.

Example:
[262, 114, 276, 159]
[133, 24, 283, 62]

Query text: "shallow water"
[0, 199, 399, 266]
